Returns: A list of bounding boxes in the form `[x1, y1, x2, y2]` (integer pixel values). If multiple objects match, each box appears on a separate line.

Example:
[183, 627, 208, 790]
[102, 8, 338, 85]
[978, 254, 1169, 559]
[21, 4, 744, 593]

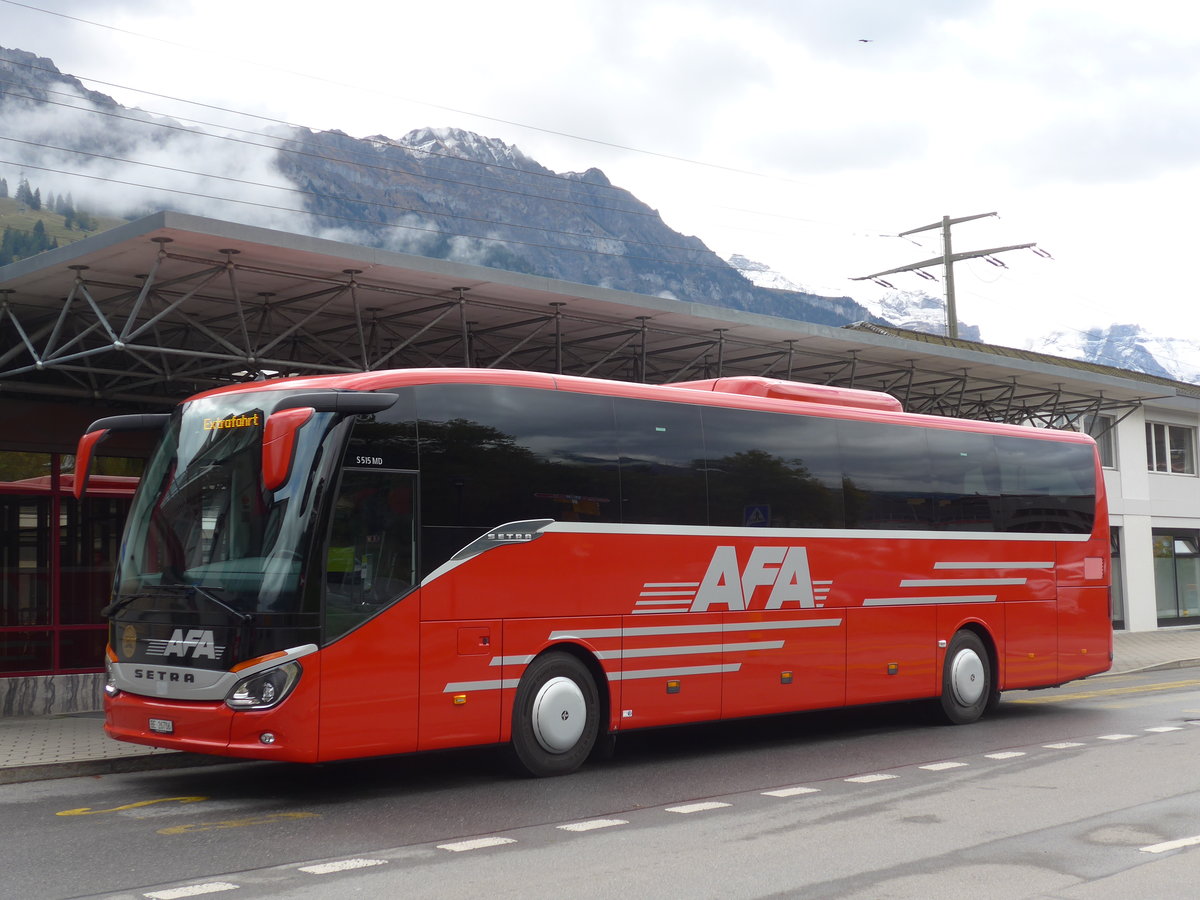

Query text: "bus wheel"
[938, 631, 991, 725]
[509, 652, 600, 777]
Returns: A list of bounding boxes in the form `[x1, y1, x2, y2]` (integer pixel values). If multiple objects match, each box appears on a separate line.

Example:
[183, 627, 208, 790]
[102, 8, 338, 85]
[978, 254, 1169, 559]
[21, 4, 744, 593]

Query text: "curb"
[1104, 657, 1200, 678]
[0, 751, 233, 785]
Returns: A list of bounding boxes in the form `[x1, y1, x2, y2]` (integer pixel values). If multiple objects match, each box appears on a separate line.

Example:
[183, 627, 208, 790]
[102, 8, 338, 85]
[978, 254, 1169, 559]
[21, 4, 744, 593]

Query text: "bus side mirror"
[262, 407, 315, 491]
[73, 428, 109, 500]
[75, 413, 170, 500]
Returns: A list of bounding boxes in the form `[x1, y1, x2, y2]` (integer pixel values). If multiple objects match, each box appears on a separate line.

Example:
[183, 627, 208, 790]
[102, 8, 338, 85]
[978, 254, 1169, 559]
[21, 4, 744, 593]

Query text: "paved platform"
[3, 627, 1200, 784]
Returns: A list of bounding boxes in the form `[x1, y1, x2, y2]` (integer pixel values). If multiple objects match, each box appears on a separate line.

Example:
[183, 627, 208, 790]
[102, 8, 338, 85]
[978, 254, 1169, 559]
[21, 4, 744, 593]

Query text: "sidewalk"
[4, 628, 1200, 785]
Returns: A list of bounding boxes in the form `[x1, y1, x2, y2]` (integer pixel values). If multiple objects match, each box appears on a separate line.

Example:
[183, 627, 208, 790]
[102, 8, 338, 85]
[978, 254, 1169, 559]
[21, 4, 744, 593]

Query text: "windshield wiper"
[103, 583, 253, 624]
[187, 584, 255, 624]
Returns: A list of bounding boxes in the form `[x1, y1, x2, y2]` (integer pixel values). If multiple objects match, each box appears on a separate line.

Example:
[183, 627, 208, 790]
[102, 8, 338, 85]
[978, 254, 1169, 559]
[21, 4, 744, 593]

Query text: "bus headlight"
[104, 658, 120, 698]
[225, 661, 302, 710]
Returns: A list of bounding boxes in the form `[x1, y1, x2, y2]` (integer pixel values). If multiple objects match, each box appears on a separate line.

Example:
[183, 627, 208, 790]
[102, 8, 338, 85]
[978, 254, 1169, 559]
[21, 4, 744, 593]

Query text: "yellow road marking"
[57, 797, 207, 817]
[1009, 678, 1200, 704]
[157, 812, 320, 835]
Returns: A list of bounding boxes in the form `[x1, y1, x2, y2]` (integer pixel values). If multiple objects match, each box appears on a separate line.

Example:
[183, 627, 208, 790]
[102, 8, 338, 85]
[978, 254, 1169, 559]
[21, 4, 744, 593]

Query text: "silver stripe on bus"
[550, 618, 843, 640]
[632, 607, 691, 614]
[900, 578, 1027, 587]
[608, 664, 741, 681]
[489, 655, 536, 667]
[635, 598, 695, 605]
[934, 561, 1053, 569]
[863, 595, 997, 607]
[543, 522, 1091, 542]
[594, 641, 785, 660]
[443, 678, 521, 693]
[642, 582, 701, 588]
[638, 590, 697, 597]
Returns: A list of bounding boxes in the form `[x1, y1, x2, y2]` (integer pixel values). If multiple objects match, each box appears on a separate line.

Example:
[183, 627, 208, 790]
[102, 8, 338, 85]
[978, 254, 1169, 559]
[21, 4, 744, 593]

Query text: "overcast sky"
[4, 0, 1198, 355]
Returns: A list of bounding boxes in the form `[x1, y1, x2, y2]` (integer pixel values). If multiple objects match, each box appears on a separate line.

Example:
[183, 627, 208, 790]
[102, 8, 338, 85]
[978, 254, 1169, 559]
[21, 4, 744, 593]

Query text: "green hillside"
[0, 192, 126, 266]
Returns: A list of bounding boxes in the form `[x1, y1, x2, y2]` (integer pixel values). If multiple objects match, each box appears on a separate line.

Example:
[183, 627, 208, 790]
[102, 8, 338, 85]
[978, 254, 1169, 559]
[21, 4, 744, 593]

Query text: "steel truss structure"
[1, 215, 1180, 434]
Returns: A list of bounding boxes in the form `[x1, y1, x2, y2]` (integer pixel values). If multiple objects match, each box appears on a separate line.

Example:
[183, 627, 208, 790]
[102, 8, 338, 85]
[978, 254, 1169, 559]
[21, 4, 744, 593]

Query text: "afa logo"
[692, 545, 815, 611]
[146, 629, 225, 660]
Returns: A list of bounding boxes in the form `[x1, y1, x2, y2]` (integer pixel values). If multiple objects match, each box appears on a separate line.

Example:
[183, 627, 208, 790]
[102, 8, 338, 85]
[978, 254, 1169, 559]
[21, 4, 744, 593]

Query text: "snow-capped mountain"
[729, 254, 1200, 383]
[1027, 325, 1200, 385]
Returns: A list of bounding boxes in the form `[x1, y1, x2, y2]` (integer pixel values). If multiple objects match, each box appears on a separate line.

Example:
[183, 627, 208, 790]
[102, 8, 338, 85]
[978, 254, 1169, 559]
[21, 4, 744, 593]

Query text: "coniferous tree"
[31, 188, 41, 211]
[0, 177, 8, 198]
[15, 178, 34, 206]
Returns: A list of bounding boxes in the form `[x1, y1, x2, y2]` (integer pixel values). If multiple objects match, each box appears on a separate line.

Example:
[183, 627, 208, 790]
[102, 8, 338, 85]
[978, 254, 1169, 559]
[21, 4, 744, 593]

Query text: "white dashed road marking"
[919, 761, 968, 771]
[438, 837, 517, 852]
[558, 819, 628, 832]
[299, 858, 387, 874]
[666, 801, 731, 814]
[762, 786, 821, 797]
[144, 885, 239, 899]
[1141, 834, 1200, 854]
[845, 773, 898, 783]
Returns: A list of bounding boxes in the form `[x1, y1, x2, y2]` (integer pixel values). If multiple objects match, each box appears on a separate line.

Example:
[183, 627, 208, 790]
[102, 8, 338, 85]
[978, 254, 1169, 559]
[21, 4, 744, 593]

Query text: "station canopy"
[2, 211, 1192, 430]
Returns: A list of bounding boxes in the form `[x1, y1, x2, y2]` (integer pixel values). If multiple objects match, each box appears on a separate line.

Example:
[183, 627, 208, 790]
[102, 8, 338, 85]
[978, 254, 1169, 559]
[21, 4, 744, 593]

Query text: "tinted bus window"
[343, 388, 420, 471]
[926, 429, 1002, 531]
[614, 397, 707, 525]
[415, 385, 620, 569]
[839, 419, 934, 529]
[995, 436, 1095, 533]
[702, 406, 844, 528]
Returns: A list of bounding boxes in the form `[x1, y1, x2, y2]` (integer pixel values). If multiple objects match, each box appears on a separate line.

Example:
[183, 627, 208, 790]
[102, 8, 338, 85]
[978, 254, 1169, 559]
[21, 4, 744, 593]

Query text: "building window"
[1152, 529, 1200, 624]
[1081, 414, 1115, 468]
[1146, 422, 1195, 474]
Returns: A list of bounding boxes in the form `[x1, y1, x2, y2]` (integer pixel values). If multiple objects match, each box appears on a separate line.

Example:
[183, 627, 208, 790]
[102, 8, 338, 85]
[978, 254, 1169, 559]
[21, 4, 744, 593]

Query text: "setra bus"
[75, 368, 1112, 776]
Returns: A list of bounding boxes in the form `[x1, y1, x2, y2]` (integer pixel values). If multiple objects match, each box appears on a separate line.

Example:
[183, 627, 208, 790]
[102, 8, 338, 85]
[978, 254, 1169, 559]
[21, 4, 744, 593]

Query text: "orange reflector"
[666, 680, 681, 694]
[231, 650, 289, 673]
[453, 694, 467, 705]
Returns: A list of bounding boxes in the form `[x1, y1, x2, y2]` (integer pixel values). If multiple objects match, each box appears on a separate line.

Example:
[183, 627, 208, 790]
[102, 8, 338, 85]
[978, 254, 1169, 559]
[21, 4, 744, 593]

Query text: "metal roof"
[1, 211, 1189, 427]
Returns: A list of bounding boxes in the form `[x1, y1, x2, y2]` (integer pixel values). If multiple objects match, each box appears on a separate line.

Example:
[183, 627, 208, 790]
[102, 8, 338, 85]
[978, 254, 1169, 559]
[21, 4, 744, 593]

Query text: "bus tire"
[938, 630, 991, 725]
[509, 651, 599, 777]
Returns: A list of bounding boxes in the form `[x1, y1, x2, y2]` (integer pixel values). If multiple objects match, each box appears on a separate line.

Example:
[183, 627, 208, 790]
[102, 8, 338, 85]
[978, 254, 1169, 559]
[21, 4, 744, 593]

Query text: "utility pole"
[851, 212, 1036, 340]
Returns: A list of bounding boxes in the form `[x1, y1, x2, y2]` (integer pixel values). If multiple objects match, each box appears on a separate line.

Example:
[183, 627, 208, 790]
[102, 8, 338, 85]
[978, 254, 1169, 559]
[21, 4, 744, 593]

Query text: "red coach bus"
[75, 369, 1111, 776]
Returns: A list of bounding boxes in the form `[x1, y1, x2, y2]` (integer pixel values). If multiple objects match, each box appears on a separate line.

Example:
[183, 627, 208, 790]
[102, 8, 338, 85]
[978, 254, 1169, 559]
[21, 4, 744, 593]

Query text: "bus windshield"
[116, 391, 338, 615]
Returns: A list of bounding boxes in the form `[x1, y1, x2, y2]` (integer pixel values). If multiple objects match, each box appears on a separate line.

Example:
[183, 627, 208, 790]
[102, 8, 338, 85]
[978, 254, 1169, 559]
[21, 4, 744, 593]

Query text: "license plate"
[148, 718, 174, 734]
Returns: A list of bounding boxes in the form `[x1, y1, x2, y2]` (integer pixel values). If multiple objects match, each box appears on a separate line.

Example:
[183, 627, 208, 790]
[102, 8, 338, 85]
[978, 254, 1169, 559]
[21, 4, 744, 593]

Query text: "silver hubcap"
[949, 648, 985, 706]
[531, 676, 586, 754]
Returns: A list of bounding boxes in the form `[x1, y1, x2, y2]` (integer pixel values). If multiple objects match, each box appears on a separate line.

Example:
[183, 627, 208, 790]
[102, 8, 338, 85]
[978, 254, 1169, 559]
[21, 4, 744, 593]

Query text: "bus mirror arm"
[74, 413, 170, 500]
[270, 391, 399, 417]
[262, 392, 399, 491]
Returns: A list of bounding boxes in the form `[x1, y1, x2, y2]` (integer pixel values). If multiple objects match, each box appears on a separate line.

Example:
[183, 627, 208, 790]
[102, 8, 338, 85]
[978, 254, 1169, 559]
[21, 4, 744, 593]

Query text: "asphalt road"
[10, 670, 1200, 899]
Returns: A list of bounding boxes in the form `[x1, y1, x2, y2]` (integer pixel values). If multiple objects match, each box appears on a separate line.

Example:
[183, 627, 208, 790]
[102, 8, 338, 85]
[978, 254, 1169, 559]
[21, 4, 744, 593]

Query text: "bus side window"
[324, 468, 416, 641]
